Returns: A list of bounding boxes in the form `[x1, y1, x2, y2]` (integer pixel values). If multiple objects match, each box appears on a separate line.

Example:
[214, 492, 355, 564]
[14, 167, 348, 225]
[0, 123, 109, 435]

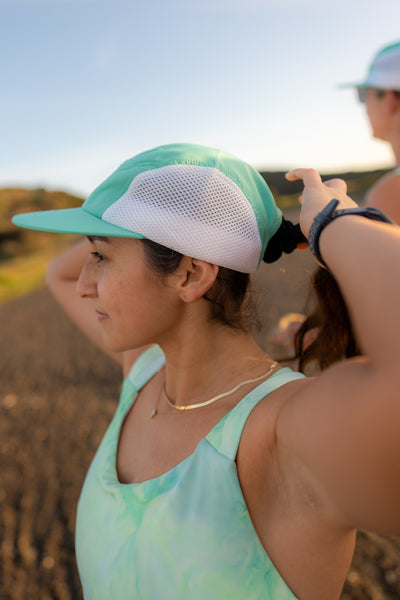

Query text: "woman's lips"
[96, 310, 109, 322]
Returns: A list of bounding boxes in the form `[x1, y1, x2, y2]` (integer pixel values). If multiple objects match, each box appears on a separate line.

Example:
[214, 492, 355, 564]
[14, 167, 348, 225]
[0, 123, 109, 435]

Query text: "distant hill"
[259, 168, 389, 198]
[1, 188, 83, 261]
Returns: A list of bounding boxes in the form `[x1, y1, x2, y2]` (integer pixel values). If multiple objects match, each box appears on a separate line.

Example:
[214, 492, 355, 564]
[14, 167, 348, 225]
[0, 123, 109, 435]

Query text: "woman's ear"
[176, 257, 219, 303]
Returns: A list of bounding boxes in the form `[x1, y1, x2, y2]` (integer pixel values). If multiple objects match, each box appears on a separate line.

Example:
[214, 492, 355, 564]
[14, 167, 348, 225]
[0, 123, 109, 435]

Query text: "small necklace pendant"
[150, 409, 157, 419]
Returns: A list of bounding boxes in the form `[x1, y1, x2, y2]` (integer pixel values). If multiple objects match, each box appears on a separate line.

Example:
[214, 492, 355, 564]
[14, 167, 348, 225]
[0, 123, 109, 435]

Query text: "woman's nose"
[76, 260, 98, 298]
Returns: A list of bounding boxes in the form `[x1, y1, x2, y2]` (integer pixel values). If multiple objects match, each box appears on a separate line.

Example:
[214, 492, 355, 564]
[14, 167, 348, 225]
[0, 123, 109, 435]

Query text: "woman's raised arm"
[278, 169, 400, 537]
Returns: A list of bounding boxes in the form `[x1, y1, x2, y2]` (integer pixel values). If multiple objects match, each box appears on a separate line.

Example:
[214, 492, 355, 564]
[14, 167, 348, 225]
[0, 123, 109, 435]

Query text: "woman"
[346, 40, 400, 223]
[12, 143, 400, 600]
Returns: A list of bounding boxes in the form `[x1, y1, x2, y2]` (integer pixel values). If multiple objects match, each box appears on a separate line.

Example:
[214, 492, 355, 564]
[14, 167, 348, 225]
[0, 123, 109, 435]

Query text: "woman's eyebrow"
[86, 235, 110, 243]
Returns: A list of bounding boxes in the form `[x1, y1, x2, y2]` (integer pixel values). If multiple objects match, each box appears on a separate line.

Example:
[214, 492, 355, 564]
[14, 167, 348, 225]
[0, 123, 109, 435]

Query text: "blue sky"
[1, 0, 400, 197]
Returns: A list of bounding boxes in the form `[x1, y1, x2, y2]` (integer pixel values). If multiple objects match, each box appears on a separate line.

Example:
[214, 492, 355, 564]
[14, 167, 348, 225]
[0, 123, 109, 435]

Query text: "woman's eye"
[90, 251, 104, 262]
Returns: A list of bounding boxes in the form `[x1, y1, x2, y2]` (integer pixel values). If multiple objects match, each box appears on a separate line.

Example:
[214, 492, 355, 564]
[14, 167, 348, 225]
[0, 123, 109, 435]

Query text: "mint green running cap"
[340, 41, 400, 90]
[12, 143, 282, 273]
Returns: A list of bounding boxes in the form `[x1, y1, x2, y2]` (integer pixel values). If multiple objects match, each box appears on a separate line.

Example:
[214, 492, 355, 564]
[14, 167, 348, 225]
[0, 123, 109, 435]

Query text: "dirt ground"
[1, 210, 400, 599]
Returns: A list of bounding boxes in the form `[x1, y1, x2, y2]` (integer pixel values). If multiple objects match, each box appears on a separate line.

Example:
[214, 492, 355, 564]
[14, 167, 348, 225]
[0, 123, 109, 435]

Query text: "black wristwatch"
[308, 199, 394, 269]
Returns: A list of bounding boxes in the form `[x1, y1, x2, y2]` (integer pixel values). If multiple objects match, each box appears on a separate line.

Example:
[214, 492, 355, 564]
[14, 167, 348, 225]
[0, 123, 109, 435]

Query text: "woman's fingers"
[286, 169, 347, 195]
[285, 168, 322, 186]
[285, 169, 357, 238]
[285, 169, 353, 238]
[324, 178, 348, 194]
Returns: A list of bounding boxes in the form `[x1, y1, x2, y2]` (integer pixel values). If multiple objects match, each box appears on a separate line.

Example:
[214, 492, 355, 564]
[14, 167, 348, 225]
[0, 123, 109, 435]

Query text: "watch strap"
[308, 200, 394, 269]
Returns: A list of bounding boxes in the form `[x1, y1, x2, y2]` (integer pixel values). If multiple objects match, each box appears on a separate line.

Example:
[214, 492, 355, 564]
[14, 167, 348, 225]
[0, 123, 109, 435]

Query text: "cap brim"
[337, 81, 367, 89]
[12, 207, 145, 239]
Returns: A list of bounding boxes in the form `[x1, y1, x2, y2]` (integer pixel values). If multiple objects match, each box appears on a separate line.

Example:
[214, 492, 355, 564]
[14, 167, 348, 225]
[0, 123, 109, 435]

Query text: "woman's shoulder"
[238, 371, 324, 508]
[365, 171, 400, 224]
[236, 375, 317, 526]
[238, 373, 311, 465]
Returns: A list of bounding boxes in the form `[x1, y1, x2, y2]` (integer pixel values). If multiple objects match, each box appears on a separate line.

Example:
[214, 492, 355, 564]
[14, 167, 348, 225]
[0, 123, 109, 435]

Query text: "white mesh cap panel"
[102, 164, 262, 272]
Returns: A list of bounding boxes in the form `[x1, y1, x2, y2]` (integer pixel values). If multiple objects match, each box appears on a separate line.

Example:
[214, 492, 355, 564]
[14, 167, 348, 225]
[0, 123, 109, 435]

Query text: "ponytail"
[294, 267, 360, 372]
[263, 218, 360, 372]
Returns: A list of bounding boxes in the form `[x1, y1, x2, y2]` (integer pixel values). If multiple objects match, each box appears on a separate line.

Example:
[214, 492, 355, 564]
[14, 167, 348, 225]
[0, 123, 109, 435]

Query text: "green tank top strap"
[206, 367, 305, 461]
[126, 345, 165, 391]
[124, 348, 305, 463]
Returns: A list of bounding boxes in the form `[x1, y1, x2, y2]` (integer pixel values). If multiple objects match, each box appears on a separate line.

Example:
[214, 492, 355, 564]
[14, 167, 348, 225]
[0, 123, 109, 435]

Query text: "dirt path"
[1, 214, 399, 598]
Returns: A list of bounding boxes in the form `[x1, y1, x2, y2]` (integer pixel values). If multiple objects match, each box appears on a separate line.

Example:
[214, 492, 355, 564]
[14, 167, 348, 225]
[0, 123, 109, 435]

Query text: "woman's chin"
[103, 335, 148, 354]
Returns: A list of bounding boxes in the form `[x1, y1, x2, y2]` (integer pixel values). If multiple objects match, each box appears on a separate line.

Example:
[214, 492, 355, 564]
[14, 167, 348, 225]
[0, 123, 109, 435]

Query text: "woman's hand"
[285, 168, 357, 238]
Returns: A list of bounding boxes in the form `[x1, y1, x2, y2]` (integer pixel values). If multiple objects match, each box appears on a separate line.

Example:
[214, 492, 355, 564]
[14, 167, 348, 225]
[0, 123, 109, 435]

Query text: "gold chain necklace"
[153, 361, 278, 416]
[150, 384, 164, 419]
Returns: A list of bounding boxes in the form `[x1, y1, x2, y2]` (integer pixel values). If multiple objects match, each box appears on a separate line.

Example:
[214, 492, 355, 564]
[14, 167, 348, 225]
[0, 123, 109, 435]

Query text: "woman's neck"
[157, 320, 273, 408]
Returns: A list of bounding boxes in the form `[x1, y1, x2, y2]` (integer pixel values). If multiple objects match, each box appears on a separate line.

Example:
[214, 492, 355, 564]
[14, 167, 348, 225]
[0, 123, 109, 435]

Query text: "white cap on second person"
[341, 41, 400, 90]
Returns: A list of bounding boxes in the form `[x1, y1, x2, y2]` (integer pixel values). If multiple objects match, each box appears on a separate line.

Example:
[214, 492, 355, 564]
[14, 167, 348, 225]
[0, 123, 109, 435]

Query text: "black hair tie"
[263, 217, 308, 264]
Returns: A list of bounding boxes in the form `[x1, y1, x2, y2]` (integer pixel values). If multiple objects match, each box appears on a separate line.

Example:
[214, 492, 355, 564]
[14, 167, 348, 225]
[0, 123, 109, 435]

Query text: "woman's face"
[77, 236, 181, 352]
[365, 89, 390, 141]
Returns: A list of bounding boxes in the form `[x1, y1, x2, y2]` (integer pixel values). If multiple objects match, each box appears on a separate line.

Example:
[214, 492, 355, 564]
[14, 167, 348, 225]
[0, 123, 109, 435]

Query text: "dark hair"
[262, 218, 360, 372]
[294, 267, 360, 372]
[141, 220, 361, 368]
[140, 238, 254, 331]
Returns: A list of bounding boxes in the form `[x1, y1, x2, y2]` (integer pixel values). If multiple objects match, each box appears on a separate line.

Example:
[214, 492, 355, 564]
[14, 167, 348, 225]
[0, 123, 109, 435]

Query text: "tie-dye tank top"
[75, 345, 305, 599]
